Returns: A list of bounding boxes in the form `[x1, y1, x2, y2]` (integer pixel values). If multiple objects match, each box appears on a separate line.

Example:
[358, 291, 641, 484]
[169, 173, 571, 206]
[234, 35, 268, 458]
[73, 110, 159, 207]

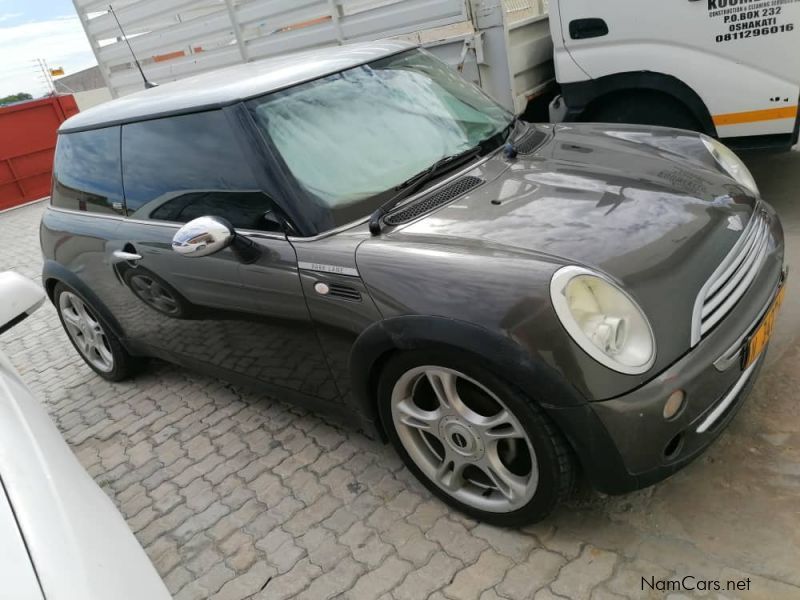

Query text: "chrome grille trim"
[691, 208, 770, 346]
[696, 354, 761, 433]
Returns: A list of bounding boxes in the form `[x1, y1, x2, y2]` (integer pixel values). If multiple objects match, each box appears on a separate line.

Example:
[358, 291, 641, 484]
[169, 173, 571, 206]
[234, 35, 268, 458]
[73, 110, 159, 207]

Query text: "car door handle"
[112, 250, 142, 262]
[569, 18, 609, 40]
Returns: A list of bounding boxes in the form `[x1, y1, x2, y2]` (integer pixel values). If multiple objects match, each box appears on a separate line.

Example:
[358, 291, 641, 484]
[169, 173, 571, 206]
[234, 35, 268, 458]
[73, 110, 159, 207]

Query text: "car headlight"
[550, 266, 656, 375]
[701, 134, 759, 197]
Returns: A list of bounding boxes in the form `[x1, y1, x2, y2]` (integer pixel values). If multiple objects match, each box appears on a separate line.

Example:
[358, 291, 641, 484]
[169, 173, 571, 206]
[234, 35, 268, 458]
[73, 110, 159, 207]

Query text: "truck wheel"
[584, 91, 701, 132]
[377, 349, 575, 526]
[54, 282, 145, 381]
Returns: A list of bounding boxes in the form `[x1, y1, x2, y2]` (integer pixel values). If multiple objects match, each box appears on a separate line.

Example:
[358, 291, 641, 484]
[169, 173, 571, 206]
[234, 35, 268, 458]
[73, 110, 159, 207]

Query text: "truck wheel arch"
[561, 71, 717, 137]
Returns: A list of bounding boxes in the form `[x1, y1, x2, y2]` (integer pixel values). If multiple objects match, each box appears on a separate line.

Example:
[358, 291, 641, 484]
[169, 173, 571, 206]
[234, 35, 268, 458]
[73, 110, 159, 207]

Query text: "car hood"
[398, 123, 756, 278]
[387, 123, 759, 368]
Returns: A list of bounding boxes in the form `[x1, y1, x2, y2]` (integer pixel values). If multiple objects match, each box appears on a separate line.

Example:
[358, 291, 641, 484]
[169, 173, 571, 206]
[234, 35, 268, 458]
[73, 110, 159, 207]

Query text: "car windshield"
[249, 49, 512, 231]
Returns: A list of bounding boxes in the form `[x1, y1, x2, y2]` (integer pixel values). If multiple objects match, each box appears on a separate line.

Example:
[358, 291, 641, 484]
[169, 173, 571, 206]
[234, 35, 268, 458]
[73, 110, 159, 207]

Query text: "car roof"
[59, 39, 416, 133]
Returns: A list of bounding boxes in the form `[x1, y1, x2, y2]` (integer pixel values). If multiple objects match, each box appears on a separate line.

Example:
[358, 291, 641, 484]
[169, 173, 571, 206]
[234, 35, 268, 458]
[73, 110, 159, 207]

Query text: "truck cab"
[549, 0, 800, 150]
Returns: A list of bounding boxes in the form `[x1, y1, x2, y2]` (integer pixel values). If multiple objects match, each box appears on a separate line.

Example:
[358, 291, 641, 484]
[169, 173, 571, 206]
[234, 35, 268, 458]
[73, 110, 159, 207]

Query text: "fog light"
[663, 390, 685, 420]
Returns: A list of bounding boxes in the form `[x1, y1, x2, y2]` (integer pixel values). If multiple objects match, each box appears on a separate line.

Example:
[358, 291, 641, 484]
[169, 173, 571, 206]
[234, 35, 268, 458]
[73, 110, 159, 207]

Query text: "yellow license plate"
[743, 285, 787, 369]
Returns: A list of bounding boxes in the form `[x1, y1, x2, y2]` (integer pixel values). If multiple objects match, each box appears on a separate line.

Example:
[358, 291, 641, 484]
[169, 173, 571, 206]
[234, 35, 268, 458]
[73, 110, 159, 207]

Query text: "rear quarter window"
[51, 127, 123, 214]
[121, 110, 280, 232]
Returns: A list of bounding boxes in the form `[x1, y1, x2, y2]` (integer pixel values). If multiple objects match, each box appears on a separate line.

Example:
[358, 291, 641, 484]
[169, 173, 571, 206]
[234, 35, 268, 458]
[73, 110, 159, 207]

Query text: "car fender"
[348, 315, 636, 489]
[42, 259, 128, 344]
[349, 315, 588, 435]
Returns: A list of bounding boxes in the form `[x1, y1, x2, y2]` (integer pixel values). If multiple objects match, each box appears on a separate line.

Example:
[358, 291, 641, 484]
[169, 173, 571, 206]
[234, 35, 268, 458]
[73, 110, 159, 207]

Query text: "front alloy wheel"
[392, 366, 537, 513]
[379, 350, 574, 526]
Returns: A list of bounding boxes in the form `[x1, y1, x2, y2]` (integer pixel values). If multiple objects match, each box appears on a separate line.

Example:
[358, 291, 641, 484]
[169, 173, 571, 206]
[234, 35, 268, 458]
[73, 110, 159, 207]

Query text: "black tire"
[377, 348, 575, 526]
[54, 282, 145, 382]
[584, 91, 701, 132]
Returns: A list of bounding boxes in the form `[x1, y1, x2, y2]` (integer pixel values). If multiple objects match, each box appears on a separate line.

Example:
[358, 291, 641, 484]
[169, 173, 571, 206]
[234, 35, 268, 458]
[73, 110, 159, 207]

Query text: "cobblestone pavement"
[2, 150, 800, 600]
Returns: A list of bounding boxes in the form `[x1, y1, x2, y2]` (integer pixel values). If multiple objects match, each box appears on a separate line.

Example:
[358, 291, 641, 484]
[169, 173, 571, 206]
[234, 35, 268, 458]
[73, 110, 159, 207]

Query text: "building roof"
[54, 65, 106, 94]
[59, 40, 415, 133]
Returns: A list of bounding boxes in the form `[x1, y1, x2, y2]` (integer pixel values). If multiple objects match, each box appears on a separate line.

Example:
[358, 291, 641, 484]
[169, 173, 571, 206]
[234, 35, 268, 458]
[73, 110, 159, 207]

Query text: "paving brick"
[212, 561, 276, 599]
[605, 559, 671, 598]
[345, 556, 413, 600]
[182, 477, 215, 512]
[300, 526, 349, 570]
[163, 566, 194, 595]
[497, 549, 567, 599]
[255, 527, 307, 574]
[551, 545, 618, 600]
[444, 549, 513, 600]
[226, 542, 259, 572]
[128, 506, 159, 534]
[427, 517, 488, 564]
[253, 558, 320, 600]
[283, 495, 342, 535]
[295, 556, 365, 600]
[340, 521, 394, 568]
[196, 562, 237, 597]
[472, 523, 539, 563]
[173, 502, 231, 544]
[381, 520, 439, 568]
[407, 499, 448, 530]
[394, 551, 462, 600]
[386, 490, 424, 518]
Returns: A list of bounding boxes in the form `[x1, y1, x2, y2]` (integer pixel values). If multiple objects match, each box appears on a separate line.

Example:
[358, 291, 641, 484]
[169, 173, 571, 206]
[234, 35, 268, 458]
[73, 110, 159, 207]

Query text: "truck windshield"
[249, 49, 512, 231]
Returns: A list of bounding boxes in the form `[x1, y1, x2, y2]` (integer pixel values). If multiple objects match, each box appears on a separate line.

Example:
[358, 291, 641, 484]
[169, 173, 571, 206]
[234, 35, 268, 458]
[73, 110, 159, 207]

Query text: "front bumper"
[546, 258, 786, 495]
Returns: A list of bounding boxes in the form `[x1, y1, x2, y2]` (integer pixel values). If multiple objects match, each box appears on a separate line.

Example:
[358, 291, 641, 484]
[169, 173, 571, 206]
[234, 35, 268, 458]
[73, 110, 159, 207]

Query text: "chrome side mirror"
[172, 216, 234, 258]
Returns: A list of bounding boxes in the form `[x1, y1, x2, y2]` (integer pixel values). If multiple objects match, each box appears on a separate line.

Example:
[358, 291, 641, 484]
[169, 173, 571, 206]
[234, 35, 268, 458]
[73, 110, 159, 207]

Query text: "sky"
[0, 0, 97, 98]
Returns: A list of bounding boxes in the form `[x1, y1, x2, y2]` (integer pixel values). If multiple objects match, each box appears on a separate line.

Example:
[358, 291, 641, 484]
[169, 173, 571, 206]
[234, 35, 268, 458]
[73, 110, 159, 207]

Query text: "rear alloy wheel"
[54, 283, 143, 381]
[379, 350, 574, 526]
[59, 291, 114, 372]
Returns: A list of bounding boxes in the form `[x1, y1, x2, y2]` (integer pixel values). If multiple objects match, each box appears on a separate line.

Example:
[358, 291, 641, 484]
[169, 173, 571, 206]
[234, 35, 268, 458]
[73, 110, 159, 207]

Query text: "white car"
[0, 272, 170, 600]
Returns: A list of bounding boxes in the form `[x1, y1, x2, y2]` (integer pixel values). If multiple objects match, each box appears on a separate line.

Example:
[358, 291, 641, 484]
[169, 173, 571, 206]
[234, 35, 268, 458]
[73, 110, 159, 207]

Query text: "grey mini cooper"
[41, 41, 786, 525]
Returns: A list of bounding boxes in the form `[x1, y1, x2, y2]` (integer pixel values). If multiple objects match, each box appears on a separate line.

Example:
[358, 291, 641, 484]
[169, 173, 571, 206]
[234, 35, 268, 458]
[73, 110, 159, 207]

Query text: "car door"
[554, 0, 800, 138]
[111, 110, 337, 401]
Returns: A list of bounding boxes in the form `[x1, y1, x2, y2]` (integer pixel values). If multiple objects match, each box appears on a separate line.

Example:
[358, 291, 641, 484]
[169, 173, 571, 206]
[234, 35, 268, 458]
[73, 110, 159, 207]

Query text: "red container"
[0, 95, 79, 211]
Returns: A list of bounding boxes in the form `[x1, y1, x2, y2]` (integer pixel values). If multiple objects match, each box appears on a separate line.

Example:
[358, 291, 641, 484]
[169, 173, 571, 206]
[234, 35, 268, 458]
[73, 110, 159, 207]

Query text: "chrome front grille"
[691, 208, 770, 345]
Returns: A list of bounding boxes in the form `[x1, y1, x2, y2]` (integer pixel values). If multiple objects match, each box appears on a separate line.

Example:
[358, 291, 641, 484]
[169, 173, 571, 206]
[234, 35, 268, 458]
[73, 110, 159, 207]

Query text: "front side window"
[121, 111, 281, 232]
[249, 49, 512, 232]
[52, 127, 123, 214]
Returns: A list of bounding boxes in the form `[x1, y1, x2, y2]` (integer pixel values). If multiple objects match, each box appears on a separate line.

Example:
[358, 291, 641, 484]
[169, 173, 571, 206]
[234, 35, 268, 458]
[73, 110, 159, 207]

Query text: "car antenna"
[108, 4, 157, 89]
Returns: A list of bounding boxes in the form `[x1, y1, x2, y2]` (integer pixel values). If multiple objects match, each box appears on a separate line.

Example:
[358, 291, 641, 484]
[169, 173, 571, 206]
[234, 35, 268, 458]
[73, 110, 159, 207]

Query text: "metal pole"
[33, 59, 55, 95]
[223, 0, 249, 61]
[71, 0, 115, 97]
[329, 0, 345, 44]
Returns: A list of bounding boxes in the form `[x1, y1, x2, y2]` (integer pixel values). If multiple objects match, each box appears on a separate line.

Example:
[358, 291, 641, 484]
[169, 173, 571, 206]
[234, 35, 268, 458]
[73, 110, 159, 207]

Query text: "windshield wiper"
[501, 116, 522, 157]
[368, 146, 482, 235]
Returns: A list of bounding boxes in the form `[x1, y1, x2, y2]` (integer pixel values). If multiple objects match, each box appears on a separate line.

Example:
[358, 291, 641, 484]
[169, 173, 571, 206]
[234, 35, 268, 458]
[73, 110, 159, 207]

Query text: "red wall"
[0, 95, 79, 211]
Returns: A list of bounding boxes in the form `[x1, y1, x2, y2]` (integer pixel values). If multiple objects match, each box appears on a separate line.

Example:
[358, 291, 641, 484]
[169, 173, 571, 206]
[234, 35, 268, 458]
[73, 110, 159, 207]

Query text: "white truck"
[549, 0, 800, 150]
[74, 0, 800, 149]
